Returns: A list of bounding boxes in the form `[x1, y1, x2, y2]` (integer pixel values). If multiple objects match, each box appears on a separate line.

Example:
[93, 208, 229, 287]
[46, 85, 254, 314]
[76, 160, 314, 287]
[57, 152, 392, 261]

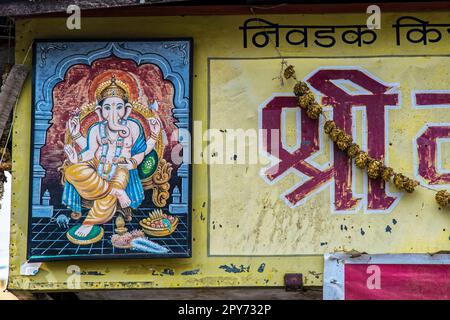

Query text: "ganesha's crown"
[95, 74, 130, 102]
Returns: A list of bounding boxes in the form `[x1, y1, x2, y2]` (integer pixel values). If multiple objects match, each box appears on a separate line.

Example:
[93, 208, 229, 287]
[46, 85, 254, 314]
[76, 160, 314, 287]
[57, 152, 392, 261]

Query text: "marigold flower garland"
[283, 65, 449, 209]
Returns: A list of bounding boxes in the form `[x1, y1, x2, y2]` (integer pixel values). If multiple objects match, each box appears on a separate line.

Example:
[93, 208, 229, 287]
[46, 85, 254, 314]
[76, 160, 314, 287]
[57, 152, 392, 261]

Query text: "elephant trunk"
[108, 112, 130, 138]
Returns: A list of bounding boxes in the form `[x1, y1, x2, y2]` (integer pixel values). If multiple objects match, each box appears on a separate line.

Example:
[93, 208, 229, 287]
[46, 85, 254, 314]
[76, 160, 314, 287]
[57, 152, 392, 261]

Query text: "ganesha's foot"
[67, 224, 104, 245]
[112, 188, 131, 208]
[75, 224, 93, 237]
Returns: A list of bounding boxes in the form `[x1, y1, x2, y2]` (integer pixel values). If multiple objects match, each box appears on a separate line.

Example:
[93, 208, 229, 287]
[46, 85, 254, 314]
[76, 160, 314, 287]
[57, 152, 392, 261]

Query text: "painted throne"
[59, 101, 173, 222]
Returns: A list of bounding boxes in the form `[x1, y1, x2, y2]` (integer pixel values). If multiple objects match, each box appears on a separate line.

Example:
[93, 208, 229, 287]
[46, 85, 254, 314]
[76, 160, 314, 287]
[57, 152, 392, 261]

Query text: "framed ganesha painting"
[27, 39, 192, 261]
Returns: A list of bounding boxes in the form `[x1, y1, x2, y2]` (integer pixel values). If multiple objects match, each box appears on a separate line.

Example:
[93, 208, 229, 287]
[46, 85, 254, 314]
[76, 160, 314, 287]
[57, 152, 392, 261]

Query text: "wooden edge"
[76, 287, 324, 300]
[8, 287, 323, 300]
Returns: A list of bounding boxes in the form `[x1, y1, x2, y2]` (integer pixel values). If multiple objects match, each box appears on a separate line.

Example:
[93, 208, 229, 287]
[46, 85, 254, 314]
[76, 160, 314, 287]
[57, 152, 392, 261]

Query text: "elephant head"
[95, 96, 132, 138]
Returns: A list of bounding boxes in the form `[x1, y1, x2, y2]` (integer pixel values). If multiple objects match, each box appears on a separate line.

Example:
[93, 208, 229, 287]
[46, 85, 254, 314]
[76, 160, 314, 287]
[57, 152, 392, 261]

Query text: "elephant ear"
[124, 102, 133, 120]
[94, 105, 103, 121]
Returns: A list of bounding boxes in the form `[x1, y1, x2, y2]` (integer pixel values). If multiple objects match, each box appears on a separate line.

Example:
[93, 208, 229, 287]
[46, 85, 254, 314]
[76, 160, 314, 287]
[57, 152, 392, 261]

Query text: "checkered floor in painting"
[29, 208, 190, 259]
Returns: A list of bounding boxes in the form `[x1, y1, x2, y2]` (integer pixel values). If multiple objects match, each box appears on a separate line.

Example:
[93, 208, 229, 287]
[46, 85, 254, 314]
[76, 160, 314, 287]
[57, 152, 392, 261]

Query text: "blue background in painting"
[34, 41, 191, 116]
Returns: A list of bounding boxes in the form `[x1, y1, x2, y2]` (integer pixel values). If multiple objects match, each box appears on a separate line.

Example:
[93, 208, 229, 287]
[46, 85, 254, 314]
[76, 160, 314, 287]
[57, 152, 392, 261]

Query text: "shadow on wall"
[0, 43, 14, 74]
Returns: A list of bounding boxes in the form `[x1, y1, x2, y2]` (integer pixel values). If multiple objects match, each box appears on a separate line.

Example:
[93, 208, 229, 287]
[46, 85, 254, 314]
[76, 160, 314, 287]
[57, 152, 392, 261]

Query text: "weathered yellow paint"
[9, 11, 450, 291]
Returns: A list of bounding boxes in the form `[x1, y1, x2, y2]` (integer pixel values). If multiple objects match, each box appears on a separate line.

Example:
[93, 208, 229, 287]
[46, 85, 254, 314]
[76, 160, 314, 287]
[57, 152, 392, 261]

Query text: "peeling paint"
[181, 269, 200, 276]
[123, 265, 153, 275]
[219, 264, 250, 273]
[80, 271, 105, 276]
[308, 270, 323, 279]
[162, 268, 175, 276]
[151, 270, 163, 276]
[257, 263, 266, 273]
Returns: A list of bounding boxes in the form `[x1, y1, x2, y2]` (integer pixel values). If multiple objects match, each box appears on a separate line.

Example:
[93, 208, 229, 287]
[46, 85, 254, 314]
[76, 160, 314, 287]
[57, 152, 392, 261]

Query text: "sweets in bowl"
[139, 209, 178, 237]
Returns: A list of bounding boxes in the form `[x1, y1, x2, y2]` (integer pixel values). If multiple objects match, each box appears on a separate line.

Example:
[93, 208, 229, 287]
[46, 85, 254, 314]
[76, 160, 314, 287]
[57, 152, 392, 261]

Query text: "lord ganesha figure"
[62, 75, 165, 245]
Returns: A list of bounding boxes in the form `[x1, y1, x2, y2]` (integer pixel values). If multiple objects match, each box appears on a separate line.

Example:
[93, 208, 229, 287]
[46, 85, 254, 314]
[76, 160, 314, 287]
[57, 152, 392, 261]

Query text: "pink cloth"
[345, 264, 450, 300]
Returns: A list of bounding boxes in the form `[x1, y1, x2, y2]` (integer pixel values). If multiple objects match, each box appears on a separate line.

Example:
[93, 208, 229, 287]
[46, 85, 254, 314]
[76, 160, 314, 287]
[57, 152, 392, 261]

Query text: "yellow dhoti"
[65, 159, 129, 226]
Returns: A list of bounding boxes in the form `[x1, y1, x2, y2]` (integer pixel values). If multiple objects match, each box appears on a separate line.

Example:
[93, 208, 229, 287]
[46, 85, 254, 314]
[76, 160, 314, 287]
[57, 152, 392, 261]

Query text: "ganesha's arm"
[128, 122, 146, 166]
[130, 152, 145, 166]
[144, 136, 158, 156]
[73, 135, 87, 150]
[79, 126, 99, 162]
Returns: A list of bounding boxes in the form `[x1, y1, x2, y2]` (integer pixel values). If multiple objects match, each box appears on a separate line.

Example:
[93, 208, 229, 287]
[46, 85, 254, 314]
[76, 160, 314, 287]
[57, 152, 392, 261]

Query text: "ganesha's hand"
[67, 116, 81, 138]
[64, 144, 78, 164]
[118, 158, 135, 171]
[148, 115, 162, 137]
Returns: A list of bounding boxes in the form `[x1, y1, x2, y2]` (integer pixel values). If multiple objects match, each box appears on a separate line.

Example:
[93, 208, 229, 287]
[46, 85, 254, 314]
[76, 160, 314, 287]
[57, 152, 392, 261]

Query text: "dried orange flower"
[393, 173, 406, 190]
[381, 166, 394, 182]
[284, 65, 296, 79]
[324, 120, 336, 134]
[329, 127, 342, 142]
[294, 81, 310, 97]
[336, 131, 353, 151]
[299, 92, 316, 108]
[436, 190, 449, 207]
[306, 103, 323, 119]
[403, 178, 419, 193]
[355, 151, 369, 169]
[346, 143, 360, 158]
[367, 159, 383, 179]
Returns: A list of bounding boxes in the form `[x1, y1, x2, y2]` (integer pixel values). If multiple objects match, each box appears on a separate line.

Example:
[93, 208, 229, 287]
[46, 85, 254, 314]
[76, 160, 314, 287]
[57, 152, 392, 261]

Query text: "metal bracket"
[284, 273, 303, 291]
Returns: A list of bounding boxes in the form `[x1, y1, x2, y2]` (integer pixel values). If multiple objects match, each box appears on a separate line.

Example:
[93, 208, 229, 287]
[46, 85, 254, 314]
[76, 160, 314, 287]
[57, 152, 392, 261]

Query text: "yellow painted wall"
[209, 56, 450, 255]
[8, 11, 450, 290]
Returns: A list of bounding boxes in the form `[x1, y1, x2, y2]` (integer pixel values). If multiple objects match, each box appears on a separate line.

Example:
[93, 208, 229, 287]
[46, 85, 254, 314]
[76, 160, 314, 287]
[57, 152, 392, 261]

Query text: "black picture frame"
[26, 38, 193, 262]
